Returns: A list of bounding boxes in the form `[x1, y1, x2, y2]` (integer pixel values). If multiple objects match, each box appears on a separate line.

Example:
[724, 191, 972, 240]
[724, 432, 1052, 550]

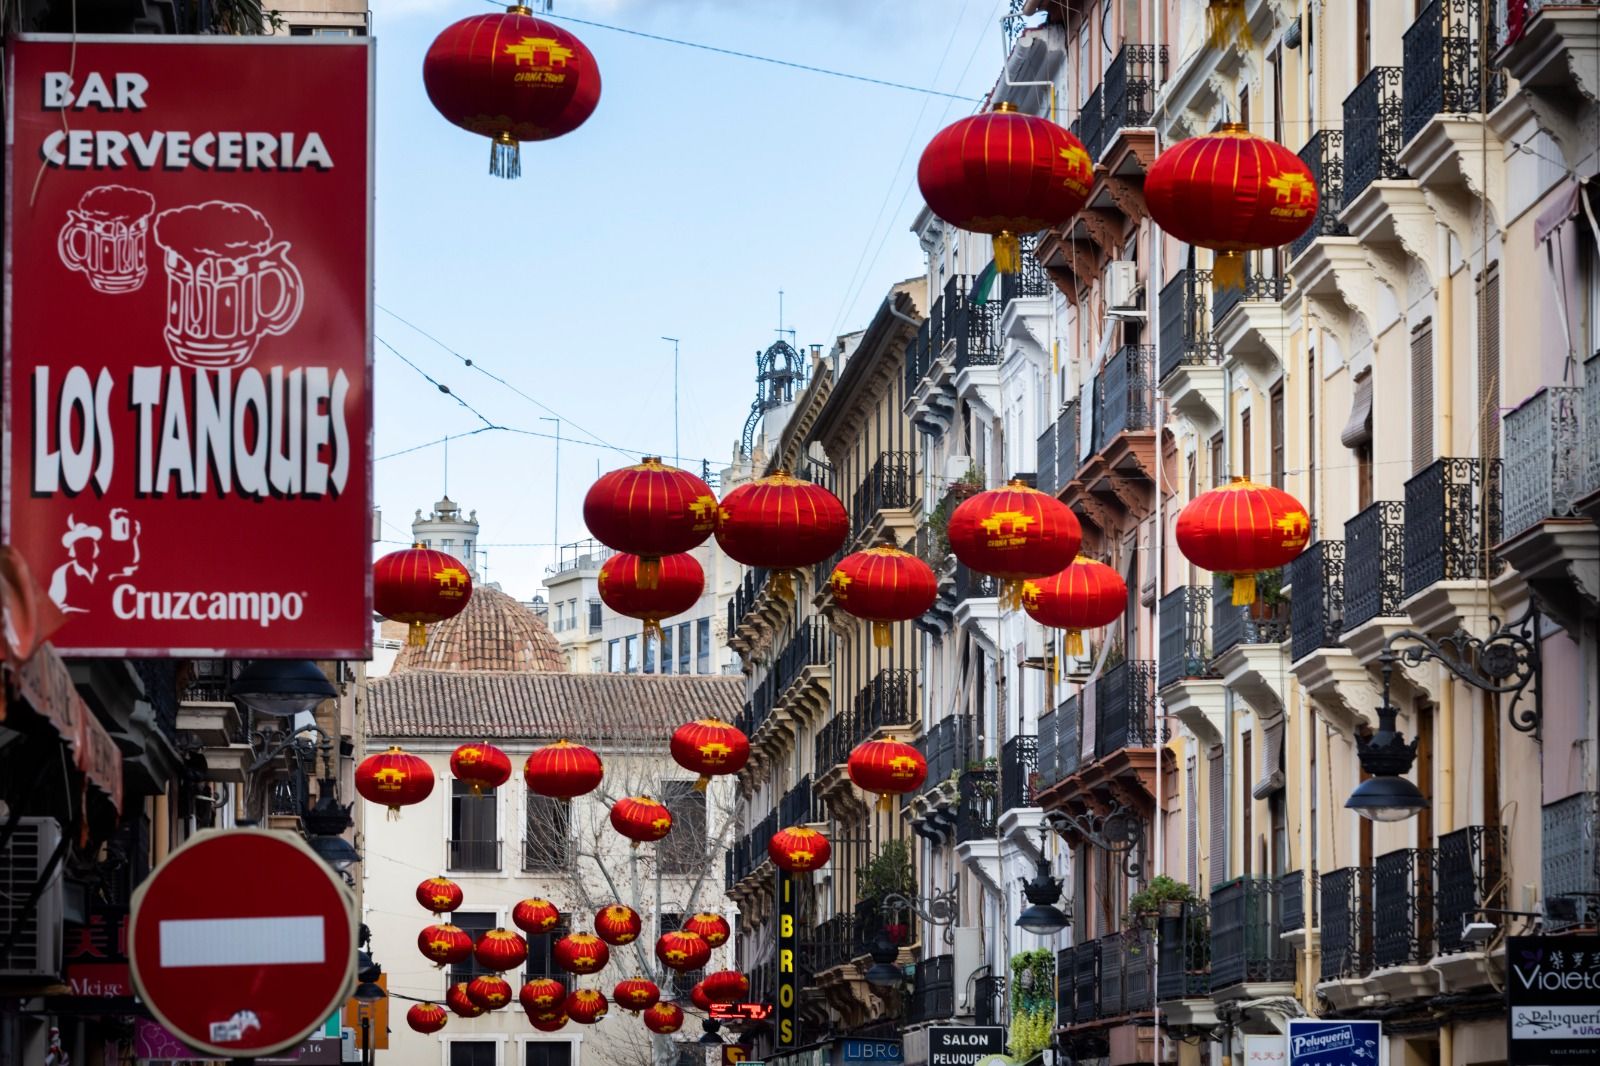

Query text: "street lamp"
[1015, 848, 1071, 936]
[228, 659, 337, 718]
[863, 932, 903, 988]
[699, 1019, 724, 1045]
[309, 833, 362, 872]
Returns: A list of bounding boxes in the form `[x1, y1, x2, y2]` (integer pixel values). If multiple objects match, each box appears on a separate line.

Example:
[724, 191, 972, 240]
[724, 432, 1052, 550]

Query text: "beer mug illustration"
[152, 201, 304, 369]
[58, 185, 157, 294]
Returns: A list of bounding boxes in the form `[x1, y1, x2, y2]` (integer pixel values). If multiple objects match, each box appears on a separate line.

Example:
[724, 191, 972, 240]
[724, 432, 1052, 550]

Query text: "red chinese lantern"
[373, 544, 472, 646]
[418, 923, 473, 968]
[1175, 477, 1312, 605]
[689, 980, 715, 1013]
[610, 796, 672, 846]
[595, 904, 643, 946]
[643, 1002, 685, 1034]
[520, 978, 568, 1014]
[769, 826, 831, 873]
[1144, 125, 1318, 287]
[700, 970, 750, 1005]
[583, 457, 718, 587]
[553, 932, 610, 975]
[917, 101, 1094, 273]
[565, 988, 609, 1025]
[530, 1013, 568, 1032]
[524, 740, 604, 798]
[1021, 556, 1128, 656]
[655, 930, 711, 972]
[849, 738, 929, 811]
[356, 746, 435, 816]
[947, 480, 1083, 607]
[474, 928, 528, 972]
[599, 552, 704, 642]
[612, 977, 661, 1013]
[422, 8, 601, 179]
[406, 1002, 449, 1035]
[450, 742, 512, 795]
[829, 545, 938, 647]
[416, 876, 463, 916]
[513, 897, 562, 937]
[670, 718, 751, 790]
[682, 912, 731, 948]
[714, 470, 849, 598]
[447, 982, 485, 1018]
[467, 974, 514, 1011]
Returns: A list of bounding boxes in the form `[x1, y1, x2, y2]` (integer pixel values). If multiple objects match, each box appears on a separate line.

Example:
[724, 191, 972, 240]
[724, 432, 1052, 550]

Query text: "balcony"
[1342, 67, 1408, 209]
[955, 768, 997, 844]
[1095, 660, 1159, 758]
[1433, 825, 1508, 991]
[974, 973, 1003, 1028]
[778, 774, 819, 828]
[905, 318, 957, 436]
[1318, 866, 1374, 1006]
[770, 618, 831, 728]
[1036, 421, 1058, 499]
[177, 659, 250, 782]
[1157, 586, 1223, 745]
[1495, 3, 1600, 171]
[1036, 707, 1060, 796]
[951, 562, 1000, 643]
[1499, 386, 1598, 634]
[1075, 83, 1105, 164]
[1370, 848, 1437, 998]
[999, 735, 1038, 813]
[1280, 869, 1314, 943]
[1289, 130, 1348, 263]
[1212, 259, 1292, 390]
[1341, 501, 1410, 664]
[857, 668, 915, 735]
[907, 954, 955, 1023]
[808, 912, 861, 974]
[1000, 236, 1051, 306]
[728, 566, 774, 656]
[1095, 345, 1157, 454]
[1157, 269, 1224, 434]
[447, 838, 502, 873]
[1070, 939, 1100, 1026]
[1156, 901, 1212, 1013]
[1098, 929, 1154, 1019]
[915, 714, 974, 803]
[1542, 793, 1600, 930]
[1209, 877, 1294, 997]
[1098, 44, 1167, 164]
[1211, 582, 1289, 661]
[1064, 346, 1158, 528]
[943, 274, 1002, 374]
[1402, 457, 1503, 633]
[1211, 576, 1290, 717]
[849, 451, 919, 548]
[1402, 0, 1506, 149]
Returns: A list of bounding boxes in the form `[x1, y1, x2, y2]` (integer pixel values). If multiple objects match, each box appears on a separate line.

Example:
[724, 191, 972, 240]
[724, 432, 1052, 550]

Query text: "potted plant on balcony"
[1221, 568, 1287, 619]
[1008, 949, 1055, 1061]
[1125, 875, 1195, 927]
[857, 838, 916, 943]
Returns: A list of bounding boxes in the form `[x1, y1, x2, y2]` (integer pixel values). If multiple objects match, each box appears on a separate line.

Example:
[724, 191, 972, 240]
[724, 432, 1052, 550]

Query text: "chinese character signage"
[3, 36, 373, 658]
[775, 871, 797, 1047]
[1507, 936, 1600, 1064]
[1287, 1020, 1382, 1066]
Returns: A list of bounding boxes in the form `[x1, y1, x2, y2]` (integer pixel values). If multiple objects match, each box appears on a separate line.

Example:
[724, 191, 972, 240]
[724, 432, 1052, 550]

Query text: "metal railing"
[1542, 792, 1600, 929]
[1099, 929, 1155, 1017]
[1212, 574, 1289, 658]
[1158, 269, 1220, 382]
[1157, 900, 1210, 1001]
[773, 618, 830, 697]
[1056, 401, 1081, 485]
[954, 562, 999, 603]
[135, 660, 180, 743]
[1210, 877, 1294, 990]
[1402, 457, 1503, 599]
[549, 539, 614, 575]
[814, 710, 854, 774]
[945, 274, 1001, 370]
[919, 714, 975, 796]
[1291, 130, 1348, 260]
[1036, 422, 1057, 498]
[1076, 83, 1105, 163]
[1402, 0, 1506, 147]
[1436, 825, 1506, 953]
[956, 769, 998, 842]
[974, 973, 1004, 1028]
[1059, 694, 1083, 778]
[1342, 501, 1406, 630]
[1096, 345, 1157, 454]
[808, 912, 861, 972]
[1212, 259, 1289, 326]
[1000, 735, 1038, 812]
[1158, 586, 1215, 689]
[1101, 44, 1168, 150]
[1072, 939, 1101, 1022]
[856, 668, 915, 734]
[1035, 709, 1060, 795]
[1095, 661, 1159, 757]
[1342, 66, 1407, 206]
[1290, 540, 1345, 663]
[1585, 354, 1600, 501]
[1280, 869, 1314, 933]
[448, 838, 502, 873]
[1320, 866, 1373, 980]
[908, 954, 956, 1023]
[1374, 848, 1435, 968]
[1056, 947, 1076, 1025]
[851, 452, 919, 541]
[778, 775, 817, 827]
[1503, 386, 1585, 538]
[905, 317, 936, 400]
[1000, 233, 1050, 305]
[269, 765, 308, 817]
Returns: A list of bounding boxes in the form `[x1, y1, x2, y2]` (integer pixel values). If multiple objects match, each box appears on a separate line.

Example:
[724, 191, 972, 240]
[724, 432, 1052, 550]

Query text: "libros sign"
[4, 36, 373, 657]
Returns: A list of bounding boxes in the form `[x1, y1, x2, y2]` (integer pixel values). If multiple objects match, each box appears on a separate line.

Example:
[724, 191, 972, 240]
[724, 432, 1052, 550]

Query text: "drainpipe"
[1433, 218, 1456, 1066]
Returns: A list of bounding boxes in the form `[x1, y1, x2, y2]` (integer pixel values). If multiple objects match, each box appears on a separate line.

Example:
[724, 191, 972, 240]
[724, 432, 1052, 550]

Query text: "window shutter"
[1208, 746, 1227, 887]
[1252, 716, 1287, 799]
[1186, 755, 1199, 888]
[1479, 267, 1501, 461]
[1412, 320, 1435, 472]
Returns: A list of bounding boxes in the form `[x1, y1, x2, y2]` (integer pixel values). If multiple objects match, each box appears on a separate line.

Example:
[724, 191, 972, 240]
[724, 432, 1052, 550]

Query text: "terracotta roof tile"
[391, 584, 565, 674]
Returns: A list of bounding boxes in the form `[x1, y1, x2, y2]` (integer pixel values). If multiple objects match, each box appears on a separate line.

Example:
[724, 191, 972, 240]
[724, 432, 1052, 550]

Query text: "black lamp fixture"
[699, 1019, 724, 1045]
[1015, 832, 1071, 935]
[305, 776, 360, 871]
[1346, 696, 1427, 822]
[353, 950, 385, 1003]
[863, 932, 903, 988]
[310, 833, 362, 872]
[228, 659, 338, 718]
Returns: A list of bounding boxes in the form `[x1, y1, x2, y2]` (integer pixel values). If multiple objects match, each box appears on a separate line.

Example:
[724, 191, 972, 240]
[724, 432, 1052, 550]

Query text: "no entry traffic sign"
[129, 828, 356, 1058]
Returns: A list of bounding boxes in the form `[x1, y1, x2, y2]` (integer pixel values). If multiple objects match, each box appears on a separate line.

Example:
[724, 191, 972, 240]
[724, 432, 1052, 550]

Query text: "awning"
[1252, 715, 1286, 800]
[1340, 372, 1374, 448]
[1535, 180, 1582, 244]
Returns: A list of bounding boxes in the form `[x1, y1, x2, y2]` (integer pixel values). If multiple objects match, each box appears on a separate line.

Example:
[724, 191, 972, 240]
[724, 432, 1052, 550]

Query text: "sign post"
[1506, 935, 1600, 1065]
[129, 828, 357, 1059]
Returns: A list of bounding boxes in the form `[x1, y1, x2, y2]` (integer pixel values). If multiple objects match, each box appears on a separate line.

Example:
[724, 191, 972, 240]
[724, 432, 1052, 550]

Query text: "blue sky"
[373, 0, 1011, 599]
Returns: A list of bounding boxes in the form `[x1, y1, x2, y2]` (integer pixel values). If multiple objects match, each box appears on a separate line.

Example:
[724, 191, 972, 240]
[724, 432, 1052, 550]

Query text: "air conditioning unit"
[951, 926, 984, 1014]
[0, 818, 65, 978]
[1106, 260, 1142, 313]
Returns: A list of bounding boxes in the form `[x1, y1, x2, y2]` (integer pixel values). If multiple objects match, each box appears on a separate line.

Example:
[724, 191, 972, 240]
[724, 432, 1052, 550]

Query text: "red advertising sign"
[3, 36, 373, 657]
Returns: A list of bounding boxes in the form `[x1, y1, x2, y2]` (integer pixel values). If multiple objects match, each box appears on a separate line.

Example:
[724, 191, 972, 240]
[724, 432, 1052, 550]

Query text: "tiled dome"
[392, 584, 565, 674]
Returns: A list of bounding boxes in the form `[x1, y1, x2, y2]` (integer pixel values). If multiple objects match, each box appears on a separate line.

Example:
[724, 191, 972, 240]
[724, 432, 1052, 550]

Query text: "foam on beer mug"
[79, 184, 155, 223]
[154, 201, 274, 261]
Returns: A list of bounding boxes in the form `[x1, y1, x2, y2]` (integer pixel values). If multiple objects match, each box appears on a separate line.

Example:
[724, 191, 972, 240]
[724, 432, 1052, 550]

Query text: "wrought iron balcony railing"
[1036, 707, 1060, 795]
[1320, 866, 1373, 980]
[1000, 734, 1038, 812]
[918, 714, 975, 796]
[1099, 928, 1155, 1017]
[813, 543, 847, 600]
[1373, 848, 1435, 968]
[945, 274, 1002, 370]
[851, 452, 919, 541]
[1585, 354, 1600, 501]
[954, 562, 999, 603]
[1342, 501, 1406, 630]
[1342, 66, 1407, 206]
[1056, 946, 1076, 1025]
[1072, 938, 1101, 1023]
[1402, 457, 1503, 600]
[1212, 574, 1289, 658]
[908, 953, 956, 1023]
[975, 973, 1004, 1028]
[956, 768, 998, 843]
[1158, 586, 1216, 689]
[1402, 0, 1507, 147]
[1101, 44, 1168, 151]
[808, 913, 860, 972]
[856, 668, 915, 736]
[1503, 386, 1585, 539]
[1280, 869, 1314, 933]
[1212, 260, 1289, 326]
[1056, 400, 1081, 484]
[1157, 269, 1220, 383]
[1095, 344, 1157, 454]
[1095, 660, 1159, 757]
[778, 774, 817, 827]
[814, 710, 854, 774]
[1290, 130, 1348, 260]
[1210, 876, 1294, 991]
[905, 317, 935, 401]
[773, 617, 830, 697]
[1157, 900, 1210, 1001]
[1076, 82, 1105, 163]
[1036, 421, 1057, 498]
[1059, 694, 1083, 778]
[1290, 540, 1345, 662]
[1000, 233, 1050, 305]
[1542, 792, 1600, 930]
[1436, 825, 1506, 953]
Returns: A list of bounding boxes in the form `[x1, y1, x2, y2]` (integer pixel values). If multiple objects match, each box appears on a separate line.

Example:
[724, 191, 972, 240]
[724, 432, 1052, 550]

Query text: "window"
[588, 599, 603, 633]
[1479, 265, 1501, 461]
[449, 911, 497, 990]
[1307, 350, 1317, 519]
[644, 635, 657, 674]
[1240, 731, 1254, 877]
[1357, 444, 1374, 511]
[523, 795, 572, 872]
[677, 623, 691, 673]
[1269, 45, 1284, 144]
[524, 912, 572, 992]
[696, 618, 711, 673]
[1305, 9, 1316, 130]
[1209, 432, 1225, 484]
[1412, 319, 1435, 472]
[1269, 382, 1286, 489]
[451, 1043, 497, 1066]
[657, 780, 707, 877]
[1187, 450, 1198, 499]
[1239, 84, 1250, 130]
[450, 781, 499, 872]
[525, 1044, 572, 1066]
[625, 635, 639, 674]
[607, 639, 621, 673]
[660, 632, 672, 674]
[1356, 0, 1372, 78]
[1240, 409, 1253, 481]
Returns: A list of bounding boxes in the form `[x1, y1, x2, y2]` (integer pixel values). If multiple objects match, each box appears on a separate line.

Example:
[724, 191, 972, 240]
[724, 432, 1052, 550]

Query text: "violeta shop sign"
[3, 35, 373, 657]
[1507, 936, 1600, 1065]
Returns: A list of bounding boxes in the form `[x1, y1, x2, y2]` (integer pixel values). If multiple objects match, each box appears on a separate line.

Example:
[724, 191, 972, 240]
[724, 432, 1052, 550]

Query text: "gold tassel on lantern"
[1205, 0, 1250, 50]
[1231, 572, 1257, 606]
[872, 621, 893, 648]
[644, 619, 664, 645]
[1213, 250, 1246, 289]
[1065, 629, 1085, 657]
[694, 775, 710, 793]
[1000, 579, 1026, 612]
[638, 556, 661, 590]
[877, 793, 893, 813]
[408, 620, 429, 647]
[769, 570, 794, 602]
[993, 231, 1022, 274]
[489, 131, 521, 180]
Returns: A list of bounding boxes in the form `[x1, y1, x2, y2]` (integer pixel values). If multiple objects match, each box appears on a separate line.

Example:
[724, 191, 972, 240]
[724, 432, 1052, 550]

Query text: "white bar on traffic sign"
[159, 917, 326, 967]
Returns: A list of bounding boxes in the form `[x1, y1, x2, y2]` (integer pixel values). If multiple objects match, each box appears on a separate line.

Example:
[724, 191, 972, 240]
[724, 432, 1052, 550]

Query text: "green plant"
[1008, 949, 1055, 1059]
[856, 838, 916, 902]
[1221, 568, 1286, 608]
[1125, 875, 1194, 925]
